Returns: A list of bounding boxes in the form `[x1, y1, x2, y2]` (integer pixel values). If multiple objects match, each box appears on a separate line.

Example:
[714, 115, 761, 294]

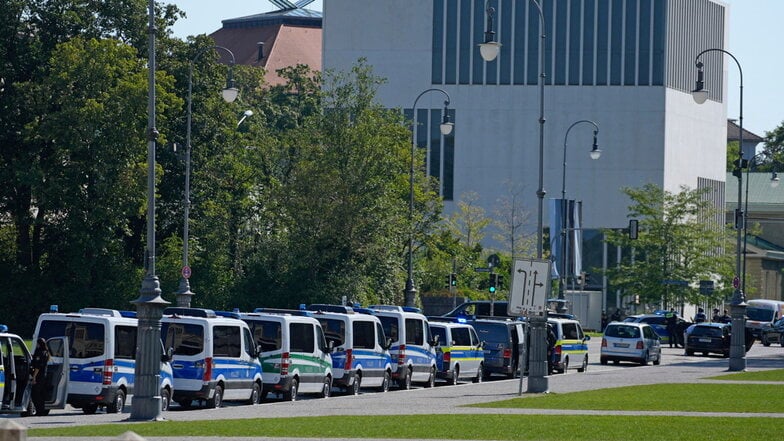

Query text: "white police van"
[364, 305, 437, 389]
[33, 307, 174, 414]
[307, 304, 393, 394]
[429, 320, 485, 384]
[0, 325, 68, 416]
[240, 309, 333, 401]
[161, 307, 263, 408]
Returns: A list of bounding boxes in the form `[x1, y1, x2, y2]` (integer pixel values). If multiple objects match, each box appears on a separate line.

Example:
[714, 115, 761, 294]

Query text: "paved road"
[11, 340, 784, 440]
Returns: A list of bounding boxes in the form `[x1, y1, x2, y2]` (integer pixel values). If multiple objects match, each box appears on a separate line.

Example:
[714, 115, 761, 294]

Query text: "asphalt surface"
[10, 342, 784, 441]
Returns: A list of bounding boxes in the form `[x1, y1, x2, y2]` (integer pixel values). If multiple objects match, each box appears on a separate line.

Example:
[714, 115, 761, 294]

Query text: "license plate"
[699, 338, 711, 343]
[613, 343, 629, 348]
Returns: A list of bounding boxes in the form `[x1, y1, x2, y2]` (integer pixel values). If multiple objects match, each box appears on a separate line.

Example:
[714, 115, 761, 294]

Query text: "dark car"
[468, 318, 526, 379]
[761, 317, 784, 347]
[685, 323, 731, 357]
[444, 301, 513, 318]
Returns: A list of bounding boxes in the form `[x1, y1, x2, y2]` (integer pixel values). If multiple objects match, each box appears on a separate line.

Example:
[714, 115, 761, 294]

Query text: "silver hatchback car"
[600, 322, 662, 366]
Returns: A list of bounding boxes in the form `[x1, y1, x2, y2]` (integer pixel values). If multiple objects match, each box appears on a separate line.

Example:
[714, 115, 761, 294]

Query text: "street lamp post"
[405, 89, 454, 308]
[742, 153, 780, 294]
[692, 48, 746, 371]
[480, 0, 548, 393]
[559, 121, 601, 310]
[131, 0, 170, 421]
[176, 45, 239, 308]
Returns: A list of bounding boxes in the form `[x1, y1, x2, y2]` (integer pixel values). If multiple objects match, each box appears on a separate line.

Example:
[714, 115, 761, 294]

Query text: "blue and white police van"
[161, 307, 263, 408]
[0, 325, 68, 416]
[307, 304, 393, 394]
[363, 305, 437, 389]
[33, 307, 174, 414]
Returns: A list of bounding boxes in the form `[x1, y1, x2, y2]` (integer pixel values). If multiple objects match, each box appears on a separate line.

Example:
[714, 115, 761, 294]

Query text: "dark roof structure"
[727, 119, 765, 143]
[210, 0, 322, 86]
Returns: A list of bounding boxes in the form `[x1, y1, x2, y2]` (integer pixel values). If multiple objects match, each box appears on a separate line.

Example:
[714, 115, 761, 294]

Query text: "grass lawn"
[28, 381, 784, 439]
[708, 368, 784, 382]
[26, 414, 784, 440]
[472, 382, 784, 413]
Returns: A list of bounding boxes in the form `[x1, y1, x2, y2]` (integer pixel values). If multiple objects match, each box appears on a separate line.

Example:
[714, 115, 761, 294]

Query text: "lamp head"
[692, 61, 709, 104]
[440, 110, 454, 136]
[589, 131, 601, 159]
[222, 86, 239, 103]
[479, 2, 501, 62]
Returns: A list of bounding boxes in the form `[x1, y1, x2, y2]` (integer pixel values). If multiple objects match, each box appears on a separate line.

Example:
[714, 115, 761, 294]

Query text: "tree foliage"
[604, 184, 734, 309]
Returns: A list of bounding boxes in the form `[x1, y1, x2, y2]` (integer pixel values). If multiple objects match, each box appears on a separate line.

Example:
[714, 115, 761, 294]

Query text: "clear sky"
[170, 0, 783, 137]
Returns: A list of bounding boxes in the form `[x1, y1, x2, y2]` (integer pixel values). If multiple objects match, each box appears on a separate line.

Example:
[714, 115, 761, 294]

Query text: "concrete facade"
[322, 0, 730, 239]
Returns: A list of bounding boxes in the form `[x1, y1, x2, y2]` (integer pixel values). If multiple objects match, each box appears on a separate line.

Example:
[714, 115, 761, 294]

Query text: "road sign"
[474, 267, 491, 273]
[508, 258, 551, 316]
[733, 276, 740, 289]
[487, 254, 501, 268]
[181, 265, 192, 279]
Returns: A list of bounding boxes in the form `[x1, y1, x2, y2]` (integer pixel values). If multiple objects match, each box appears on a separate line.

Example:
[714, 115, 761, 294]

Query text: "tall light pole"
[480, 0, 548, 393]
[741, 152, 780, 295]
[131, 0, 169, 421]
[176, 45, 239, 308]
[405, 88, 454, 307]
[692, 48, 746, 371]
[559, 121, 601, 309]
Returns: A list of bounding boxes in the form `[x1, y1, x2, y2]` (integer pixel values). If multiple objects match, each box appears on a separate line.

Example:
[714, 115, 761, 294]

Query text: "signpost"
[508, 258, 551, 316]
[507, 258, 551, 395]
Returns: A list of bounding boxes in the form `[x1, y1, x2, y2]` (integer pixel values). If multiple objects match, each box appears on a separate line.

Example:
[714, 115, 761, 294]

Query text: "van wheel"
[424, 366, 435, 388]
[449, 366, 459, 385]
[207, 384, 223, 408]
[349, 373, 361, 395]
[248, 382, 261, 405]
[320, 376, 332, 398]
[473, 364, 483, 383]
[107, 389, 125, 413]
[762, 334, 771, 346]
[161, 387, 171, 411]
[284, 378, 298, 401]
[578, 355, 588, 372]
[378, 371, 390, 392]
[400, 368, 412, 390]
[82, 404, 98, 415]
[560, 358, 569, 374]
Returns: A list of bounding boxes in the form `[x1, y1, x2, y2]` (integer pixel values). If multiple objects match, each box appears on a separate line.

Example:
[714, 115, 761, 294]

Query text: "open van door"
[45, 336, 69, 410]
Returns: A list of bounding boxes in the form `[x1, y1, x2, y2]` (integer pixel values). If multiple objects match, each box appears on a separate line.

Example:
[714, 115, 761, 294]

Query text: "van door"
[45, 337, 69, 409]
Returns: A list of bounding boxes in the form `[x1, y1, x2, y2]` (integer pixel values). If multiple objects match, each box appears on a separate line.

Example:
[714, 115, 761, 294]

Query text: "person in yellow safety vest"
[665, 309, 678, 348]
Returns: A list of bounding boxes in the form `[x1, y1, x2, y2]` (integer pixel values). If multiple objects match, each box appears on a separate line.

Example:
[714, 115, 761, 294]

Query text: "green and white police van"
[241, 310, 333, 401]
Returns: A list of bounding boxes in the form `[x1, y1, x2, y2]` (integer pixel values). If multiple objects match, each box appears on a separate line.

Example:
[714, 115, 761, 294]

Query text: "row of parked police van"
[1, 303, 519, 416]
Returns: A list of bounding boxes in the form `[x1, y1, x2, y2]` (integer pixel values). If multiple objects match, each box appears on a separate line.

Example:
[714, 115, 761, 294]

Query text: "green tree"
[604, 184, 733, 309]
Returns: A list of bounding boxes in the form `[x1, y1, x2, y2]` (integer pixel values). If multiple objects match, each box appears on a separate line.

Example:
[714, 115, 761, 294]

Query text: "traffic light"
[489, 273, 497, 294]
[444, 275, 451, 289]
[450, 273, 457, 287]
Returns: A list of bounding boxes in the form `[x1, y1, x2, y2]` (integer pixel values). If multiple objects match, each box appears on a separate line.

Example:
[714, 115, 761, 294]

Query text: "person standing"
[601, 311, 608, 331]
[31, 338, 50, 415]
[694, 308, 707, 323]
[712, 308, 722, 323]
[665, 309, 678, 348]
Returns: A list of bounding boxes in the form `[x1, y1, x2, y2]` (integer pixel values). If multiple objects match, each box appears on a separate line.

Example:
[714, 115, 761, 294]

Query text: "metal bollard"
[0, 420, 27, 441]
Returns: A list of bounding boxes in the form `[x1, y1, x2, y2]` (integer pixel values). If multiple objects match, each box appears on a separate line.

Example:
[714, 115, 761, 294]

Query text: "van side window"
[352, 321, 375, 349]
[375, 322, 386, 348]
[563, 323, 579, 340]
[115, 325, 137, 359]
[315, 324, 328, 353]
[430, 327, 447, 346]
[452, 327, 471, 346]
[469, 327, 480, 346]
[290, 323, 315, 353]
[68, 323, 105, 358]
[379, 317, 398, 343]
[213, 326, 241, 357]
[405, 319, 424, 346]
[319, 318, 345, 347]
[162, 323, 204, 356]
[243, 327, 255, 357]
[252, 321, 282, 352]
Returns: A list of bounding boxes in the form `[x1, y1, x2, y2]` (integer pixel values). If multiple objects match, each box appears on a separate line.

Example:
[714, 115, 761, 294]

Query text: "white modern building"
[322, 0, 730, 298]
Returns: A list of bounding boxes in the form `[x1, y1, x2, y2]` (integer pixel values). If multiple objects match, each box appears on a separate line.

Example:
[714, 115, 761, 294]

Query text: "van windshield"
[472, 323, 508, 344]
[161, 322, 204, 356]
[746, 307, 775, 322]
[38, 320, 105, 359]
